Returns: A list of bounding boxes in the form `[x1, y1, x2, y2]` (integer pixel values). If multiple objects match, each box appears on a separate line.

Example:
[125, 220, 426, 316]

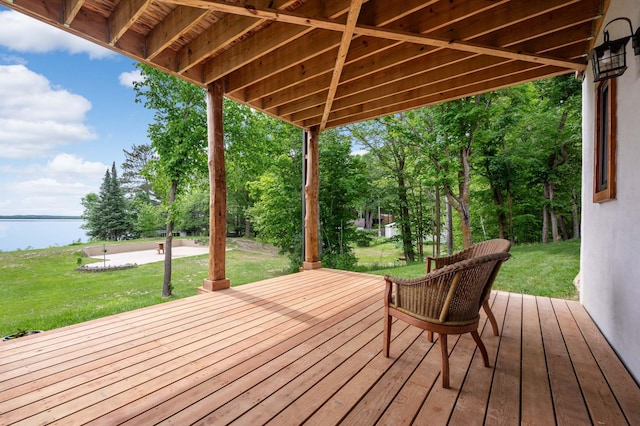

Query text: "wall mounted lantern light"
[590, 17, 640, 82]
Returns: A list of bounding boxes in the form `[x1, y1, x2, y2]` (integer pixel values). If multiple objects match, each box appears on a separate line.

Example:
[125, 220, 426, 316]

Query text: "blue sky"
[0, 6, 153, 216]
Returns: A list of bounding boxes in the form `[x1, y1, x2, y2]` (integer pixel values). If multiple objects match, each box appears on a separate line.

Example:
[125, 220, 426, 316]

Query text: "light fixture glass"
[590, 17, 640, 82]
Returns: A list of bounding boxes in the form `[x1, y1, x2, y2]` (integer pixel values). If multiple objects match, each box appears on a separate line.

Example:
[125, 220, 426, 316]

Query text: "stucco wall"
[581, 0, 640, 383]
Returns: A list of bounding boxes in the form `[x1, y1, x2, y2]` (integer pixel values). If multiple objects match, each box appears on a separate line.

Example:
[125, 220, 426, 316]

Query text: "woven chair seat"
[383, 252, 511, 388]
[426, 239, 511, 337]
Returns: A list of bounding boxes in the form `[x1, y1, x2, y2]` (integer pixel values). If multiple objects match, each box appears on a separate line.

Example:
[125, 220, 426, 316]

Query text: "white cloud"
[0, 10, 114, 60]
[119, 70, 143, 88]
[0, 153, 109, 215]
[0, 65, 96, 159]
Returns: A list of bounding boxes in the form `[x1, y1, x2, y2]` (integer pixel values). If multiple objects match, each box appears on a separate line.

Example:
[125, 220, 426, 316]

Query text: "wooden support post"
[201, 80, 230, 292]
[303, 127, 322, 270]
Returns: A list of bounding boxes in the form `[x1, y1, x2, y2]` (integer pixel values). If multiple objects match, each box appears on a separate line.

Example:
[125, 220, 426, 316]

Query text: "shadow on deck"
[1, 269, 638, 424]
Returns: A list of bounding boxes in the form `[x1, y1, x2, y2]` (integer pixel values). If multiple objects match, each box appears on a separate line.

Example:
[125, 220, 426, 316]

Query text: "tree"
[121, 143, 158, 203]
[224, 101, 297, 237]
[248, 127, 367, 271]
[429, 96, 493, 248]
[248, 149, 303, 270]
[349, 118, 417, 261]
[510, 75, 582, 243]
[133, 63, 208, 297]
[318, 129, 368, 269]
[175, 181, 209, 236]
[81, 162, 131, 240]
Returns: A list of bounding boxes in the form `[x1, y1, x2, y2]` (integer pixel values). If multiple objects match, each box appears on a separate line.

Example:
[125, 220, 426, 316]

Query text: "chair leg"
[471, 330, 490, 368]
[439, 333, 450, 388]
[383, 314, 392, 357]
[483, 300, 499, 336]
[427, 330, 434, 343]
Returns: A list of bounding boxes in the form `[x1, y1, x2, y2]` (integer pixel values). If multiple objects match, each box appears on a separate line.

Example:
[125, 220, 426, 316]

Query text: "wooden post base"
[199, 278, 230, 293]
[302, 261, 322, 270]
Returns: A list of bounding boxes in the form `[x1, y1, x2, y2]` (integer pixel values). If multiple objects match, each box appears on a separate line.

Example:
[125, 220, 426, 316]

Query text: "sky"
[0, 6, 154, 216]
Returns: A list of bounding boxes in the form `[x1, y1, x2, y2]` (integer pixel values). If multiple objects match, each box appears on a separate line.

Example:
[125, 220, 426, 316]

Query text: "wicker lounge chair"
[383, 252, 511, 388]
[426, 239, 511, 337]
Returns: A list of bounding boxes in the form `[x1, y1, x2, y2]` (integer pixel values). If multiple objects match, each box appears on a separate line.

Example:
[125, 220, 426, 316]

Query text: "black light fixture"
[590, 17, 640, 82]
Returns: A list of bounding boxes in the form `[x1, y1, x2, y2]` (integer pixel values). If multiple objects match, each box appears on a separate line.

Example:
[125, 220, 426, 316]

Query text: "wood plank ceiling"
[4, 0, 604, 130]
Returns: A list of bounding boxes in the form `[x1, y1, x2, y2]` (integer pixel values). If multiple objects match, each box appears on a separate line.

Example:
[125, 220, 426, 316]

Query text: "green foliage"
[354, 229, 372, 247]
[81, 162, 132, 240]
[224, 101, 301, 236]
[134, 202, 165, 237]
[318, 129, 368, 269]
[248, 153, 303, 268]
[133, 64, 208, 192]
[348, 76, 582, 248]
[121, 143, 158, 202]
[132, 63, 209, 296]
[174, 182, 209, 235]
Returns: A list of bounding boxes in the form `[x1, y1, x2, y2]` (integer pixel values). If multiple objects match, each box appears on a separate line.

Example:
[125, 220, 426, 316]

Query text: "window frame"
[593, 78, 617, 203]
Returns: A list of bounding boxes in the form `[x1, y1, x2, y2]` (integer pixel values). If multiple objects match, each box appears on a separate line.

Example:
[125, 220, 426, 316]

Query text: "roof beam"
[319, 0, 363, 131]
[256, 1, 598, 117]
[238, 0, 507, 104]
[176, 14, 262, 74]
[325, 67, 571, 129]
[172, 0, 299, 75]
[243, 0, 580, 106]
[227, 0, 466, 97]
[109, 0, 152, 45]
[63, 0, 84, 26]
[201, 0, 354, 85]
[145, 6, 209, 60]
[166, 0, 586, 70]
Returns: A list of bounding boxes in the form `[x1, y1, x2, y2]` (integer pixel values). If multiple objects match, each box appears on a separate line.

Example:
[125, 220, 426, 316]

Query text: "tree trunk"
[547, 182, 561, 242]
[572, 191, 580, 239]
[397, 171, 415, 262]
[446, 146, 473, 248]
[507, 188, 514, 244]
[244, 219, 251, 237]
[365, 209, 374, 229]
[416, 184, 424, 259]
[542, 184, 549, 244]
[558, 216, 569, 240]
[492, 185, 507, 239]
[434, 186, 441, 257]
[163, 180, 178, 297]
[446, 197, 453, 255]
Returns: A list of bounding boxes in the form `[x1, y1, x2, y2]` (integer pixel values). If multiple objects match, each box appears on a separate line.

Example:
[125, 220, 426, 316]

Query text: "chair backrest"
[389, 252, 511, 324]
[432, 239, 511, 271]
[467, 239, 511, 258]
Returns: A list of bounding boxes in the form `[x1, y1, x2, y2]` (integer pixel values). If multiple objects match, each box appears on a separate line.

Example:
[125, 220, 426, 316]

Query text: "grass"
[363, 239, 581, 300]
[0, 237, 580, 338]
[0, 239, 288, 338]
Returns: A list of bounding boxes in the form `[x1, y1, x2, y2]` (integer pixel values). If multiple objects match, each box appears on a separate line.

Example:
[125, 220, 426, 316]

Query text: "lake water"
[0, 219, 89, 252]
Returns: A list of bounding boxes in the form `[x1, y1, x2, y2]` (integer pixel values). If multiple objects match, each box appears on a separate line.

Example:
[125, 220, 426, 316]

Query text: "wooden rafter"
[63, 0, 84, 26]
[3, 0, 605, 129]
[109, 0, 152, 45]
[166, 0, 586, 71]
[319, 0, 363, 131]
[144, 6, 209, 60]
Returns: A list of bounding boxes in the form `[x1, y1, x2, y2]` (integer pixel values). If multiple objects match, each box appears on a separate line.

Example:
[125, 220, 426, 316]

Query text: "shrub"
[354, 230, 372, 247]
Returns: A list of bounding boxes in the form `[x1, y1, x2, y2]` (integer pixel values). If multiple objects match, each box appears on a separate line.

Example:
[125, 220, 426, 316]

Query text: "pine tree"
[121, 143, 158, 203]
[81, 163, 132, 240]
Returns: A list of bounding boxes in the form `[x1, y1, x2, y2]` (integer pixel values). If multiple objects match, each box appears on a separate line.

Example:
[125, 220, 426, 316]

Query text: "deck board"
[1, 269, 639, 425]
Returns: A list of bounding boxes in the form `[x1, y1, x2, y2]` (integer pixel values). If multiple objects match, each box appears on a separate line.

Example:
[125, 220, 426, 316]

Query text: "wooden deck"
[1, 269, 639, 425]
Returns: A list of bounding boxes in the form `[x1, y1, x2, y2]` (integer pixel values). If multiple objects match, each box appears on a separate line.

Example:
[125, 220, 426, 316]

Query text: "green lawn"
[0, 237, 580, 338]
[362, 239, 580, 300]
[0, 239, 288, 338]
